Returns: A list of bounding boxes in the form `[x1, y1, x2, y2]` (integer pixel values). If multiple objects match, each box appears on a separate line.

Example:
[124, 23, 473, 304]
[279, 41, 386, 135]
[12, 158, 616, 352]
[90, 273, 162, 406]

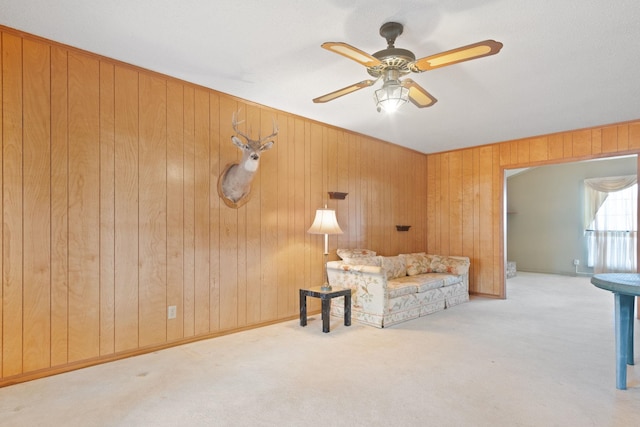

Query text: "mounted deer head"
[217, 111, 278, 208]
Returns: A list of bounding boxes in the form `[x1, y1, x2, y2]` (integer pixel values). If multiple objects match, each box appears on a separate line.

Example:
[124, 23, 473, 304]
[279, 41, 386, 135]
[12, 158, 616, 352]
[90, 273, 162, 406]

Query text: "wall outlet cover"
[168, 305, 177, 319]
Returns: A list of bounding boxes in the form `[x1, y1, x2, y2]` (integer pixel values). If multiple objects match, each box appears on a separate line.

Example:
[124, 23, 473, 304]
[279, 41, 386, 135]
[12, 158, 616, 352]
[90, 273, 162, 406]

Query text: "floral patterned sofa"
[326, 249, 471, 328]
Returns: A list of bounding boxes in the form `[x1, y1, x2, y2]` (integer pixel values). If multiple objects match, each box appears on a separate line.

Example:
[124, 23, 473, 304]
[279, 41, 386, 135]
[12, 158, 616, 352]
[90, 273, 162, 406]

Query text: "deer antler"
[259, 119, 279, 145]
[231, 111, 252, 142]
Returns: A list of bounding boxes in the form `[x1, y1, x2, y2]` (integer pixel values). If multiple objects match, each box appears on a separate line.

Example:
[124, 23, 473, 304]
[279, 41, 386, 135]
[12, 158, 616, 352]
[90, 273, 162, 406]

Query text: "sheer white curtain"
[584, 175, 637, 273]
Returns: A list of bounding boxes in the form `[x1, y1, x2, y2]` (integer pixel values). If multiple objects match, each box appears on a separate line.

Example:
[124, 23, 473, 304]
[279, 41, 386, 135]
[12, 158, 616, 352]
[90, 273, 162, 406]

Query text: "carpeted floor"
[0, 272, 638, 426]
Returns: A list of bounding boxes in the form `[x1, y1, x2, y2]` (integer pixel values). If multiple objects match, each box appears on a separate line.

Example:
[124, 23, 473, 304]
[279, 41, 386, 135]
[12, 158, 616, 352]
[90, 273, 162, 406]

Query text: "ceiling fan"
[313, 22, 503, 112]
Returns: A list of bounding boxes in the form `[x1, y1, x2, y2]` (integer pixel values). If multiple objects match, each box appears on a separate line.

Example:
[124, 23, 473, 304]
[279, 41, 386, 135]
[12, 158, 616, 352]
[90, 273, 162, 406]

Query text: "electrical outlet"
[573, 259, 580, 266]
[167, 305, 177, 319]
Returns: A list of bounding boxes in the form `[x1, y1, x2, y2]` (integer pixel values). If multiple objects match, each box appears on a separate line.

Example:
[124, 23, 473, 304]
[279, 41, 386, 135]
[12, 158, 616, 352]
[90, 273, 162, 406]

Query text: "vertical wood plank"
[492, 146, 503, 296]
[50, 45, 69, 367]
[499, 142, 511, 167]
[517, 139, 530, 164]
[629, 122, 640, 150]
[462, 149, 475, 267]
[426, 155, 437, 252]
[509, 141, 519, 165]
[602, 126, 618, 153]
[562, 133, 573, 158]
[166, 81, 185, 341]
[326, 128, 340, 254]
[277, 112, 291, 318]
[439, 153, 450, 255]
[347, 133, 360, 246]
[548, 134, 564, 160]
[357, 136, 368, 247]
[2, 32, 24, 376]
[529, 137, 548, 162]
[138, 74, 168, 347]
[99, 61, 115, 356]
[67, 52, 100, 362]
[572, 129, 592, 157]
[244, 104, 261, 324]
[182, 86, 196, 337]
[218, 98, 239, 329]
[114, 65, 139, 352]
[478, 146, 494, 294]
[387, 146, 400, 255]
[22, 38, 51, 372]
[193, 88, 210, 335]
[293, 118, 306, 300]
[591, 128, 602, 155]
[432, 153, 442, 251]
[208, 93, 221, 332]
[260, 109, 279, 321]
[472, 148, 481, 291]
[286, 115, 297, 314]
[0, 30, 4, 375]
[449, 151, 463, 256]
[617, 124, 629, 151]
[309, 124, 323, 283]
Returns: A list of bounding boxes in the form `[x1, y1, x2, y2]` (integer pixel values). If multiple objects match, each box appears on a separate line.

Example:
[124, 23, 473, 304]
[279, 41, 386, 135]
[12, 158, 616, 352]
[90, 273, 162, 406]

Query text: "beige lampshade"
[307, 208, 343, 235]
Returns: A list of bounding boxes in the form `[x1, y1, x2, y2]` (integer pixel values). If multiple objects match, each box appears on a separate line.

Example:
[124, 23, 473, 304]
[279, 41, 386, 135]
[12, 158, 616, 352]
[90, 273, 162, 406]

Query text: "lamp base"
[320, 284, 332, 292]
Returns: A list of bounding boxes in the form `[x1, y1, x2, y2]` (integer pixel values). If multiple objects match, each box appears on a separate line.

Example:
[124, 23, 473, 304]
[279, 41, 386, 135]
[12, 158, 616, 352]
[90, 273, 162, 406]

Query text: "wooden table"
[591, 273, 640, 390]
[299, 286, 351, 333]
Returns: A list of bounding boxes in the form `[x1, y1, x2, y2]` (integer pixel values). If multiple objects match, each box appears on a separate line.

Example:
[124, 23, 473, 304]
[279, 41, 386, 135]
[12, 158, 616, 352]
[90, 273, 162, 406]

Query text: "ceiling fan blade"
[313, 79, 377, 103]
[402, 79, 437, 108]
[321, 42, 382, 68]
[412, 40, 503, 72]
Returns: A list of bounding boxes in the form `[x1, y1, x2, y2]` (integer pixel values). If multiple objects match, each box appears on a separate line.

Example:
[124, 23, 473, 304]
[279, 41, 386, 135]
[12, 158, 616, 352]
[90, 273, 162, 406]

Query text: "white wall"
[506, 156, 637, 275]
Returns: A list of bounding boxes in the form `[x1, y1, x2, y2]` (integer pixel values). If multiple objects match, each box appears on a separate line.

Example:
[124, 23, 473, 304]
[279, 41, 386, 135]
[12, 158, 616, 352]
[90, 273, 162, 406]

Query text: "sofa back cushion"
[402, 253, 470, 276]
[381, 256, 407, 280]
[427, 255, 470, 275]
[401, 253, 430, 276]
[337, 248, 377, 259]
[342, 255, 381, 267]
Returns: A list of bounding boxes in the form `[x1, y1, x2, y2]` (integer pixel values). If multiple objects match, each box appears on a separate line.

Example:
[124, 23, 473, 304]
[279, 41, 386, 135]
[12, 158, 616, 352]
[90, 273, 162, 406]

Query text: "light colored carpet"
[1, 272, 638, 426]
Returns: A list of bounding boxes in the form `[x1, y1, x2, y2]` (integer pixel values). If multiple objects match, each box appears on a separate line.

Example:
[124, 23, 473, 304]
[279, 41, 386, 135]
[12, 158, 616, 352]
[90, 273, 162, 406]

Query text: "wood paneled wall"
[0, 27, 429, 385]
[426, 121, 640, 297]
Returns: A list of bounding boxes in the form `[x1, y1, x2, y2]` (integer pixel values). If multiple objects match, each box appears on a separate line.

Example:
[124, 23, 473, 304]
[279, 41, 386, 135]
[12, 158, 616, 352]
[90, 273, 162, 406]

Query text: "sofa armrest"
[326, 261, 387, 315]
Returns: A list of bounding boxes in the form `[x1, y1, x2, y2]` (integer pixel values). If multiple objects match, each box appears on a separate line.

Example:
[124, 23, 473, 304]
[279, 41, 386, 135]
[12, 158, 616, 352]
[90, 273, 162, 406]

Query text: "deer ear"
[260, 141, 275, 152]
[231, 136, 245, 149]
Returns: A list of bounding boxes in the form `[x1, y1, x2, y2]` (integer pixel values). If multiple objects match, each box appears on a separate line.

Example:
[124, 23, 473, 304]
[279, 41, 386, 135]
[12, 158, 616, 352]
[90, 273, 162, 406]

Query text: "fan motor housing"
[368, 47, 416, 78]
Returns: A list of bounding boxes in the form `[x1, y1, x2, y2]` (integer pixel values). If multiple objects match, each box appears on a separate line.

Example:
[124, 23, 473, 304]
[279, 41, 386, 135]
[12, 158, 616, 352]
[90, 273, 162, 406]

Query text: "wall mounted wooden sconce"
[396, 225, 411, 231]
[328, 192, 348, 200]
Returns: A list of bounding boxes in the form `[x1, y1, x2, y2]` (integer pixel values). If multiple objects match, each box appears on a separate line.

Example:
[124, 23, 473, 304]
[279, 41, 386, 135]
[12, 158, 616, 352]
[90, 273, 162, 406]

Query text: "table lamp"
[308, 206, 343, 291]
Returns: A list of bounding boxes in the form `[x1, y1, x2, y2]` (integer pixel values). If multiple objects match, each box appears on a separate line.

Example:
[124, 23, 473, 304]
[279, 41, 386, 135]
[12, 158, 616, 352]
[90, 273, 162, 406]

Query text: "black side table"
[299, 286, 351, 333]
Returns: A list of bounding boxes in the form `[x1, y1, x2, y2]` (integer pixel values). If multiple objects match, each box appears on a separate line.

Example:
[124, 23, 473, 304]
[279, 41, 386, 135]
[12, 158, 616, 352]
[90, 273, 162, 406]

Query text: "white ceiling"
[2, 0, 639, 154]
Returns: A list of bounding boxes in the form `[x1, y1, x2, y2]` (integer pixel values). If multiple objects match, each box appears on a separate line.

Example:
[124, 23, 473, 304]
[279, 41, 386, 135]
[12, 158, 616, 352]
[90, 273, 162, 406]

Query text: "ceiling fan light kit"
[374, 69, 410, 113]
[313, 22, 503, 113]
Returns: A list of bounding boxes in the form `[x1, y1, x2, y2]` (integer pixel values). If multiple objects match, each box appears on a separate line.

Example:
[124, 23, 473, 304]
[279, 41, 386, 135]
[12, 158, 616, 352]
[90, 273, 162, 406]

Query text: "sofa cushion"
[332, 263, 382, 274]
[386, 281, 418, 298]
[390, 273, 458, 292]
[337, 248, 377, 259]
[425, 255, 470, 275]
[381, 256, 407, 280]
[342, 255, 381, 266]
[401, 253, 430, 276]
[388, 275, 438, 292]
[416, 273, 462, 290]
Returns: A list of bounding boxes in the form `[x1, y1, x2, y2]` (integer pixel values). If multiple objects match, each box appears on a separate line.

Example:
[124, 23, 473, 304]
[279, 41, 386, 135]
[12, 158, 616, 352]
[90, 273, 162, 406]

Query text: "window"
[588, 183, 637, 232]
[584, 176, 637, 272]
